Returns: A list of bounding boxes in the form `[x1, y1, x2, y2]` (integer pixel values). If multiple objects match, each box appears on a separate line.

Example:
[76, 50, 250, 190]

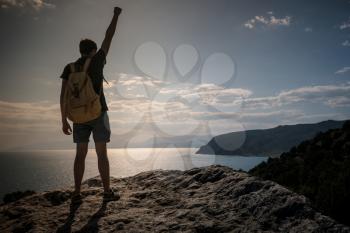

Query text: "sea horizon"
[0, 148, 268, 201]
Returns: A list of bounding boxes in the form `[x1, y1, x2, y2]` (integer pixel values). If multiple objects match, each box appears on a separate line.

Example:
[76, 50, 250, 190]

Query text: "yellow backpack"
[64, 58, 102, 123]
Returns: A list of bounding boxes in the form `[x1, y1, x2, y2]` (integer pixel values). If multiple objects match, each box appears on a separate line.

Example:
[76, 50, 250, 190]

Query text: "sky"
[0, 0, 349, 151]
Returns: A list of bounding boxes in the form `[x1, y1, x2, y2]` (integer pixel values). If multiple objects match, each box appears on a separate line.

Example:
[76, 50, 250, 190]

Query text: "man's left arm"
[59, 66, 72, 135]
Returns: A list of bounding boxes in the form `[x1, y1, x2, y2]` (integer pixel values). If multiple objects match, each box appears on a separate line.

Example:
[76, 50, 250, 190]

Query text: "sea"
[0, 148, 268, 201]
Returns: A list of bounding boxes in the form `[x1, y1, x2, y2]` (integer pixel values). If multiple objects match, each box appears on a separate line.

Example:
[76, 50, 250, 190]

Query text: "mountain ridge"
[196, 119, 346, 157]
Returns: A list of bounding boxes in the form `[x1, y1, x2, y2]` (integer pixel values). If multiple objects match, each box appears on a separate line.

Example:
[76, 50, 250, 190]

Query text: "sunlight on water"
[0, 148, 267, 200]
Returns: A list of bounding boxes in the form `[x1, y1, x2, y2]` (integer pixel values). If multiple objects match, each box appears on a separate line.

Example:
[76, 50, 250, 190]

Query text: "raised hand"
[114, 7, 122, 16]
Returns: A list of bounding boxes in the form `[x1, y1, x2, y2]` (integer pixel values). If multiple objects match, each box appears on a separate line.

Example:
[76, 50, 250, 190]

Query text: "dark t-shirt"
[60, 49, 108, 112]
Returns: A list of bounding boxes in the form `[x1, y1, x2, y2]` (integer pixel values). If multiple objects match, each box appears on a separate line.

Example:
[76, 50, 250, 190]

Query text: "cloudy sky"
[0, 0, 349, 151]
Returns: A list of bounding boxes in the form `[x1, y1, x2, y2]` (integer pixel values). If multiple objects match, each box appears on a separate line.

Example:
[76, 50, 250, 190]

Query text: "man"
[60, 7, 122, 203]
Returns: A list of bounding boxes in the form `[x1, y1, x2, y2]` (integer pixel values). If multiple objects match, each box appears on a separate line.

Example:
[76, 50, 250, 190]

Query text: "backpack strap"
[83, 58, 91, 72]
[99, 82, 103, 96]
[69, 63, 75, 73]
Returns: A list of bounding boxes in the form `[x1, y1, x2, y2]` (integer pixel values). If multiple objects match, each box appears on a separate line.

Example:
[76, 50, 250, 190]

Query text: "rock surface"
[0, 165, 349, 233]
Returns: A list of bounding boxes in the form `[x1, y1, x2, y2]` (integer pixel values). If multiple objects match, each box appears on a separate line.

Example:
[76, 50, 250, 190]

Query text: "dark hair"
[79, 39, 97, 55]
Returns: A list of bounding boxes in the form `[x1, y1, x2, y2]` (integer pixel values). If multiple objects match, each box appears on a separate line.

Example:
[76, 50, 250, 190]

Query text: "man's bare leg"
[95, 142, 110, 192]
[74, 143, 88, 194]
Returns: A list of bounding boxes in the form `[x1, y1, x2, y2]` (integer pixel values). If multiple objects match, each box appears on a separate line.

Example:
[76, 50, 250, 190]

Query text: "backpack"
[63, 58, 102, 123]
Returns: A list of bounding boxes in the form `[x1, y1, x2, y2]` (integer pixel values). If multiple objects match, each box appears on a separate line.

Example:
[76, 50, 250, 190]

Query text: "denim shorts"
[73, 111, 111, 143]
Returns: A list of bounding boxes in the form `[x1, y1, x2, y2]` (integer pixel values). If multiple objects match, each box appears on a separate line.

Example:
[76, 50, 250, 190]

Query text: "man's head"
[79, 39, 97, 57]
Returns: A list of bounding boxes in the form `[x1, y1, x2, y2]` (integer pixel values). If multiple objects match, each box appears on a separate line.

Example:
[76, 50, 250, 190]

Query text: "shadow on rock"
[56, 201, 82, 233]
[76, 201, 108, 233]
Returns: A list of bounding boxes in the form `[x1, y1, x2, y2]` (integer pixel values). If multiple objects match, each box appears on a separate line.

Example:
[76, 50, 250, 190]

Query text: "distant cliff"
[197, 120, 345, 157]
[1, 165, 349, 232]
[250, 120, 350, 226]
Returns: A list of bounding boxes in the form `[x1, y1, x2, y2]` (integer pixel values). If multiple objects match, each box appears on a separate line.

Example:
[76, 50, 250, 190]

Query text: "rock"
[83, 177, 103, 187]
[115, 222, 124, 230]
[3, 190, 36, 204]
[250, 120, 350, 226]
[3, 206, 32, 219]
[0, 165, 349, 232]
[12, 220, 34, 233]
[43, 190, 70, 206]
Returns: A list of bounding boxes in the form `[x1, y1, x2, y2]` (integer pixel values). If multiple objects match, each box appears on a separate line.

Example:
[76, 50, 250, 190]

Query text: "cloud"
[108, 74, 252, 105]
[107, 73, 350, 111]
[241, 83, 350, 109]
[1, 73, 349, 150]
[342, 40, 350, 47]
[325, 97, 350, 108]
[0, 0, 55, 11]
[107, 76, 350, 136]
[340, 18, 350, 30]
[179, 83, 252, 105]
[0, 100, 60, 133]
[242, 96, 279, 109]
[269, 16, 291, 26]
[244, 22, 254, 29]
[335, 67, 350, 75]
[278, 85, 350, 106]
[244, 12, 291, 29]
[118, 73, 165, 87]
[304, 27, 313, 32]
[110, 73, 168, 100]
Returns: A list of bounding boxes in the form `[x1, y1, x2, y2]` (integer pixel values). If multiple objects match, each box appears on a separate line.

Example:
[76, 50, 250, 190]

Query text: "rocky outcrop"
[1, 165, 349, 232]
[250, 120, 350, 226]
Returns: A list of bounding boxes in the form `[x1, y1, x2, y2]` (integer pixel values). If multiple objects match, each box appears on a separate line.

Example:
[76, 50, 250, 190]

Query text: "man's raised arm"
[101, 7, 122, 56]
